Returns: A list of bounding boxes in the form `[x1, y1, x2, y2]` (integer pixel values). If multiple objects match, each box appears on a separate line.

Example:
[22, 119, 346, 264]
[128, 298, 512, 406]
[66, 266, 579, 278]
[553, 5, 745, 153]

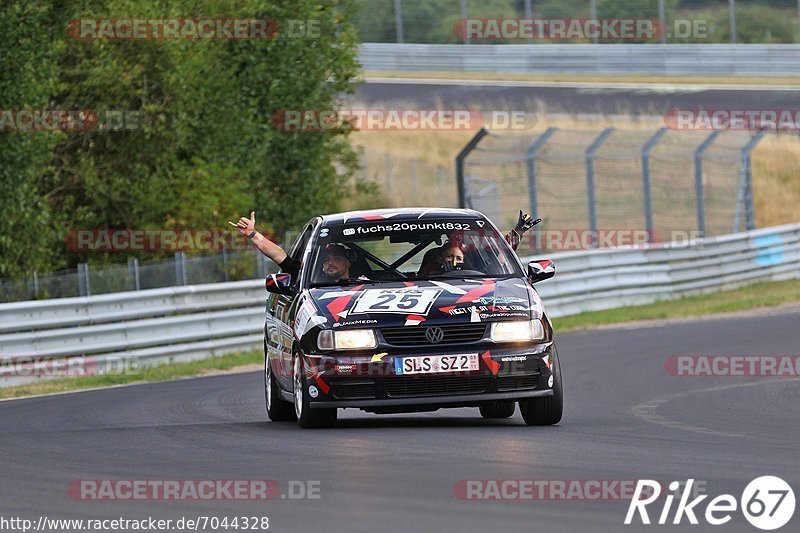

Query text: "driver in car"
[418, 240, 466, 277]
[228, 211, 351, 282]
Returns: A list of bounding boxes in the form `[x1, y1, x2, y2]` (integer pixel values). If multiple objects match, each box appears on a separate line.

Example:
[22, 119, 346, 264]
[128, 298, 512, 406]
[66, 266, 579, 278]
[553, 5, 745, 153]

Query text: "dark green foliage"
[0, 0, 363, 277]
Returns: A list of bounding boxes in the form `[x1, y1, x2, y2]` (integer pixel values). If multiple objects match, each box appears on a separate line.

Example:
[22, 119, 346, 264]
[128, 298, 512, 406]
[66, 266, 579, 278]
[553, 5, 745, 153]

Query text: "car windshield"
[309, 219, 522, 286]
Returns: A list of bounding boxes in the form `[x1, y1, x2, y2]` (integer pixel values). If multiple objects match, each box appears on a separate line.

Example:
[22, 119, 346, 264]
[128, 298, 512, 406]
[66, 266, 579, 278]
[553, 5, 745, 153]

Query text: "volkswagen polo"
[263, 208, 562, 428]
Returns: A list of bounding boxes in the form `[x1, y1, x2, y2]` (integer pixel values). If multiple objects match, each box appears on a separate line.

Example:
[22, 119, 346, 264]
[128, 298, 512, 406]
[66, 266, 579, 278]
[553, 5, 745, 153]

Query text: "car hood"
[308, 277, 543, 329]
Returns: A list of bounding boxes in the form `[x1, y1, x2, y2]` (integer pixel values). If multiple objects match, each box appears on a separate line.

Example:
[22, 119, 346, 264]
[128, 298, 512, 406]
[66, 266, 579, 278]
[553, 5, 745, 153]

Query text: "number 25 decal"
[351, 289, 441, 315]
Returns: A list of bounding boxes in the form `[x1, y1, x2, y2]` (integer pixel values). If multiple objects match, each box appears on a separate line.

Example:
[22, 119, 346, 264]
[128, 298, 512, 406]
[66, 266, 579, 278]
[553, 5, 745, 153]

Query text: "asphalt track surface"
[2, 309, 799, 533]
[354, 79, 800, 115]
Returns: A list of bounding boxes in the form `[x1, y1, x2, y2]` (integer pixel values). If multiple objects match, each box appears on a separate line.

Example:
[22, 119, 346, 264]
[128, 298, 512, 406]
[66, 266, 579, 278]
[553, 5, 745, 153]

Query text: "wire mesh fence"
[359, 149, 458, 207]
[0, 251, 274, 304]
[457, 127, 766, 253]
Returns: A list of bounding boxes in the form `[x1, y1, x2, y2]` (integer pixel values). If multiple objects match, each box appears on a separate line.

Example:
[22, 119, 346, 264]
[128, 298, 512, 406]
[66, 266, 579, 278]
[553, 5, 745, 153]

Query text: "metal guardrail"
[530, 222, 800, 317]
[1, 223, 799, 386]
[359, 43, 800, 76]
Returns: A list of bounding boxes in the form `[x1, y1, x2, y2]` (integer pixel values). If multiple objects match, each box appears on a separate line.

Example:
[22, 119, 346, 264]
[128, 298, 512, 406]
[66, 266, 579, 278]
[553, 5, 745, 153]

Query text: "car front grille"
[380, 324, 487, 346]
[497, 374, 539, 391]
[330, 380, 377, 400]
[385, 376, 490, 397]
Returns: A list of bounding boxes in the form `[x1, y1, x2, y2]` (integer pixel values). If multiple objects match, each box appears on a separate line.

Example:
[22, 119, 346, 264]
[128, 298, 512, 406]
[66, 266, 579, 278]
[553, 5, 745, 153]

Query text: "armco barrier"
[1, 223, 799, 386]
[359, 43, 800, 77]
[529, 222, 800, 316]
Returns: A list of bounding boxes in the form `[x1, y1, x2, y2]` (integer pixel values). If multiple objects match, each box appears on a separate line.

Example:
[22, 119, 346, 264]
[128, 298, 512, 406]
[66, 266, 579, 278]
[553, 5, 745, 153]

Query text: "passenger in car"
[228, 211, 351, 282]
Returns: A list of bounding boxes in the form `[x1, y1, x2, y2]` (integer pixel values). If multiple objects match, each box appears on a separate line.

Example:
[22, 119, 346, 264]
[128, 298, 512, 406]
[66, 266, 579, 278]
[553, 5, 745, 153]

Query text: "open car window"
[309, 219, 521, 286]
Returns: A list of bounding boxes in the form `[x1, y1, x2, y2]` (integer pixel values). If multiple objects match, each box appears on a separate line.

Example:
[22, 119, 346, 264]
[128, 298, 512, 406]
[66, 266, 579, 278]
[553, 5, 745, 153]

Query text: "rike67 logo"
[626, 477, 795, 530]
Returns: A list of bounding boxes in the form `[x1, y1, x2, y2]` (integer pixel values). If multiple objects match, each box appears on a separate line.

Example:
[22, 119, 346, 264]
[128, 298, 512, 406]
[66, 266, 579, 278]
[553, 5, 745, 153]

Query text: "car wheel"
[479, 401, 515, 419]
[265, 353, 295, 421]
[293, 354, 337, 429]
[520, 346, 563, 426]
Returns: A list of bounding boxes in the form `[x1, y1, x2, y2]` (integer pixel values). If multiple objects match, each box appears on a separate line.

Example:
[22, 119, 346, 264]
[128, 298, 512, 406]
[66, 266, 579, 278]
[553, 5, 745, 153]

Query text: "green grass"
[554, 278, 800, 333]
[0, 350, 262, 400]
[3, 277, 800, 400]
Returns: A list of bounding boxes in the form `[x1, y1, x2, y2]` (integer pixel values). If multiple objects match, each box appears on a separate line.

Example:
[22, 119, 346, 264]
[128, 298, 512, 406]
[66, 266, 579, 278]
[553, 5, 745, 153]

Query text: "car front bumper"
[303, 342, 556, 410]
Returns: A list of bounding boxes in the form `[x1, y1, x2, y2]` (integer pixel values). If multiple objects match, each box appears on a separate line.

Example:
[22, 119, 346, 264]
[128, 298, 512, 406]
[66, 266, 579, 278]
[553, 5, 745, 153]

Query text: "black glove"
[440, 258, 461, 273]
[507, 211, 541, 251]
[515, 210, 538, 234]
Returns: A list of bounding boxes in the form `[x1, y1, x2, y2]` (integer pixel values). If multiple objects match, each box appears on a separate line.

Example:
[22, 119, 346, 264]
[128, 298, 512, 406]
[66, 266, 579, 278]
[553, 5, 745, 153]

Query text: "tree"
[0, 2, 63, 277]
[1, 0, 365, 276]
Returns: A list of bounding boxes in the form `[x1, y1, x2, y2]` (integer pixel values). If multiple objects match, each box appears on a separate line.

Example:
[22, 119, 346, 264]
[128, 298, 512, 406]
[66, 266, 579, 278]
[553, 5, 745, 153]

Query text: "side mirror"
[266, 273, 294, 295]
[527, 260, 555, 284]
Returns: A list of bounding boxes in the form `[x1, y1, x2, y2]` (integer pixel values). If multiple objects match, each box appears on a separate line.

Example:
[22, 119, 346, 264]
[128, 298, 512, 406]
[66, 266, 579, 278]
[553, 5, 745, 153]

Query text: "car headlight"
[491, 319, 545, 343]
[317, 329, 377, 351]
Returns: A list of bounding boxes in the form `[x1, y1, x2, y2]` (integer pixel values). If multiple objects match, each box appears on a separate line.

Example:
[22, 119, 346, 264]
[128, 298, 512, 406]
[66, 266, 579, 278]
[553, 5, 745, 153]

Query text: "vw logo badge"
[425, 326, 445, 343]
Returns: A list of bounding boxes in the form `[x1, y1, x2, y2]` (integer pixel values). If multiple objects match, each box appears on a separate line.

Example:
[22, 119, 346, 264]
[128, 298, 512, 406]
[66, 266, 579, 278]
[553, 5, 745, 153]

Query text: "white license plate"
[394, 354, 479, 375]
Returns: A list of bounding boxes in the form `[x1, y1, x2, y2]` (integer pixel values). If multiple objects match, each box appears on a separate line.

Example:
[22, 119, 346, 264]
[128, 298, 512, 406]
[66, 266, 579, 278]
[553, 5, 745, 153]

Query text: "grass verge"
[554, 278, 800, 333]
[0, 350, 262, 400]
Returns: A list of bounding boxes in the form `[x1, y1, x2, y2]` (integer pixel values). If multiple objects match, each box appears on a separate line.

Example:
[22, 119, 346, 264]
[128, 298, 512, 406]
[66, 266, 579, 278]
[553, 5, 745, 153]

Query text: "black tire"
[265, 352, 295, 422]
[293, 354, 337, 429]
[479, 401, 516, 419]
[520, 346, 563, 426]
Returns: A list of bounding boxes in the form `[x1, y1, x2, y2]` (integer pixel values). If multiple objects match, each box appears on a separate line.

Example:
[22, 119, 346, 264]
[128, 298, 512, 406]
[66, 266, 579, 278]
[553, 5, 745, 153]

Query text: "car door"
[270, 221, 316, 390]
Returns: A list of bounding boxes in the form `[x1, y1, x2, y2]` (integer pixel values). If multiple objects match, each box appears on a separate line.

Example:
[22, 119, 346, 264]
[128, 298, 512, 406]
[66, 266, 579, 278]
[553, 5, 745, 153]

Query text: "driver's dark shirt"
[279, 256, 302, 280]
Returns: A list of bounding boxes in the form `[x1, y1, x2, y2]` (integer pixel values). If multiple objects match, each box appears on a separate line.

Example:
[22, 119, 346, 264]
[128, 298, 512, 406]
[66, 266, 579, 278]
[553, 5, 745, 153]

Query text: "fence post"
[437, 165, 446, 206]
[525, 127, 557, 219]
[175, 252, 187, 286]
[393, 0, 404, 43]
[78, 263, 91, 296]
[737, 130, 766, 232]
[128, 258, 140, 291]
[460, 0, 470, 44]
[456, 128, 489, 208]
[642, 127, 667, 242]
[694, 131, 721, 238]
[33, 272, 39, 298]
[358, 146, 367, 182]
[384, 152, 393, 199]
[410, 159, 418, 204]
[222, 248, 230, 282]
[256, 253, 267, 279]
[523, 0, 534, 43]
[585, 128, 615, 247]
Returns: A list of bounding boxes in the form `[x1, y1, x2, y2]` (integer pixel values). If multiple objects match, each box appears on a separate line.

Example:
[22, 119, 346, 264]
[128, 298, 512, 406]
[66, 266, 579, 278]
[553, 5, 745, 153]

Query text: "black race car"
[264, 208, 562, 428]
